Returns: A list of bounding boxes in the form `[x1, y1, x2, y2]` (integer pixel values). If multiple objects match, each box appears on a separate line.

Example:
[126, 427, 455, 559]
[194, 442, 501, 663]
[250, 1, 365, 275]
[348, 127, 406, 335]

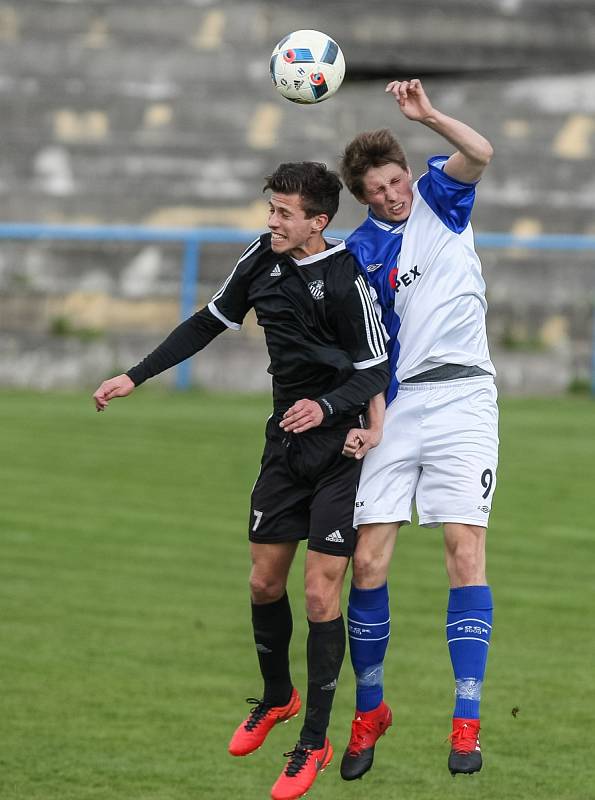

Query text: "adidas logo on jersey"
[325, 529, 344, 543]
[270, 264, 282, 277]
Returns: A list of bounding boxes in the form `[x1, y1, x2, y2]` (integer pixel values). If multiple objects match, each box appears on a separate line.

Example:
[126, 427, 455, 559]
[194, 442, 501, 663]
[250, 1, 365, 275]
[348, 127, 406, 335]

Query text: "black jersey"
[127, 233, 388, 422]
[208, 234, 387, 411]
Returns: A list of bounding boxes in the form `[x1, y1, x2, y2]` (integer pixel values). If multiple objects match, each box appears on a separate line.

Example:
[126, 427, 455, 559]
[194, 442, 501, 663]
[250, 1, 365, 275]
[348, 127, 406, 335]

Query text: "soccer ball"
[270, 30, 345, 104]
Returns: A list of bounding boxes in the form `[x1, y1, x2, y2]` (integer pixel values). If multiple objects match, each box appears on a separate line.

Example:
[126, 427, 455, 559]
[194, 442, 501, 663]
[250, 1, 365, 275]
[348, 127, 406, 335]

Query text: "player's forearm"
[365, 392, 386, 436]
[421, 110, 493, 181]
[317, 360, 389, 419]
[126, 306, 226, 386]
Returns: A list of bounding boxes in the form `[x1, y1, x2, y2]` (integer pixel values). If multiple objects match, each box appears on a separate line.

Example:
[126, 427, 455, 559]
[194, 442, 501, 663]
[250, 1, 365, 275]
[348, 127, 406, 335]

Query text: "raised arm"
[386, 78, 493, 183]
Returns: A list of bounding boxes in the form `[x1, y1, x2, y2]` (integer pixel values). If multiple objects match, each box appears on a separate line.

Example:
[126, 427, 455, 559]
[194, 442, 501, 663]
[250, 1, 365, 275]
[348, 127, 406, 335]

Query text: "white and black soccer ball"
[270, 30, 345, 104]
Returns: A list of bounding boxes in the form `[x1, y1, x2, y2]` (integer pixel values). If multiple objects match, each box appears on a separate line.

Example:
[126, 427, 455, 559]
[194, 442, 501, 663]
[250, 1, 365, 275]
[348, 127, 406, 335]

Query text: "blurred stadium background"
[2, 3, 595, 800]
[1, 0, 595, 392]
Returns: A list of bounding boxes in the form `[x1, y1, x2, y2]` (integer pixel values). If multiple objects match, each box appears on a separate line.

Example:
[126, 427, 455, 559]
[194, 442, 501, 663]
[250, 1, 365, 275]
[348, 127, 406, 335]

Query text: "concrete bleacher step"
[0, 2, 593, 238]
[1, 1, 594, 390]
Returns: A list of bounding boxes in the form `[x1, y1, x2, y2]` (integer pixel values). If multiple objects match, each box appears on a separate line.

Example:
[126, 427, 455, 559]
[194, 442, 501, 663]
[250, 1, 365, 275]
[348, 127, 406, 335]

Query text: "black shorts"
[249, 415, 362, 557]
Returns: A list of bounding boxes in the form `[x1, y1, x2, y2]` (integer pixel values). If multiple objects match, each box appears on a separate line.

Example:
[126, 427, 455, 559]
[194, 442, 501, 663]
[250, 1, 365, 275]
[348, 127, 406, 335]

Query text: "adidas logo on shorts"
[325, 529, 344, 543]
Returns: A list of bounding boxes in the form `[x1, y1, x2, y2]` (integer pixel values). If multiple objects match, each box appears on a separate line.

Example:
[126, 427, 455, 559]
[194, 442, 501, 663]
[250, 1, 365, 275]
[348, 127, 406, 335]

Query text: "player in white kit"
[338, 79, 498, 780]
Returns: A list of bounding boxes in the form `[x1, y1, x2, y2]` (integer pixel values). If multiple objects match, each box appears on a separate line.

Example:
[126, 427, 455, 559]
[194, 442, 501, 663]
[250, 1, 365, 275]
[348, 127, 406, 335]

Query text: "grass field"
[1, 389, 595, 800]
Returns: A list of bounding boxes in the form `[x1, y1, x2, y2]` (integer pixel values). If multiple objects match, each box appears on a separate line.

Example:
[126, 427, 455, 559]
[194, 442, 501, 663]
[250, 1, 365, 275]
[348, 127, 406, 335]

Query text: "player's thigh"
[308, 451, 361, 558]
[416, 379, 499, 527]
[249, 422, 311, 545]
[354, 393, 422, 526]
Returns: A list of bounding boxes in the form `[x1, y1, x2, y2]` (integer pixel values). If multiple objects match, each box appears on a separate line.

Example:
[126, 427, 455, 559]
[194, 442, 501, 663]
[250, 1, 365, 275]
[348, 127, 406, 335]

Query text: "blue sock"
[446, 585, 493, 719]
[347, 582, 390, 712]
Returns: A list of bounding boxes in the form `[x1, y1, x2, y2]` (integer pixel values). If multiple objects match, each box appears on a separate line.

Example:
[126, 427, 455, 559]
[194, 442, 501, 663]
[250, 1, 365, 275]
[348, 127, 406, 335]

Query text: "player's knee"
[352, 545, 389, 588]
[304, 580, 341, 621]
[452, 553, 486, 585]
[249, 572, 286, 604]
[304, 589, 324, 620]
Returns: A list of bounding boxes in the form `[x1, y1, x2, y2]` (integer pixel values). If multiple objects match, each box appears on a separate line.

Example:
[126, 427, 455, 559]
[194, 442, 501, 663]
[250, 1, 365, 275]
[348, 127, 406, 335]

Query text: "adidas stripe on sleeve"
[208, 237, 261, 329]
[331, 269, 388, 371]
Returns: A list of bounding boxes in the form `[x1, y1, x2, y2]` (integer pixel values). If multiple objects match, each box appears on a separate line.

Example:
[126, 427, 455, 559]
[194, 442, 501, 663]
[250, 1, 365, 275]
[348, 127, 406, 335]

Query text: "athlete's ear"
[312, 213, 329, 232]
[406, 166, 413, 181]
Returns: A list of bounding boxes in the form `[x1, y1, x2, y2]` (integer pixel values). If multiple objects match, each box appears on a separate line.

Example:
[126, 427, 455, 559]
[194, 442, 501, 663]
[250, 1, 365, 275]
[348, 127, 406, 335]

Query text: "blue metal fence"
[1, 223, 594, 391]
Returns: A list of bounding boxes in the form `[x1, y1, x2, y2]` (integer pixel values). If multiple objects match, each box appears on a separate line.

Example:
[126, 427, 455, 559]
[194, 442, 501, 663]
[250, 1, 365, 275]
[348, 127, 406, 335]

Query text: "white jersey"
[347, 155, 495, 405]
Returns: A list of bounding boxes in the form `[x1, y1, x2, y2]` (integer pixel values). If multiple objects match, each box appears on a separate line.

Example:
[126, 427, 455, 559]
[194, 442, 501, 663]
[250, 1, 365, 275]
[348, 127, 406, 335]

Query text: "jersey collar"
[292, 237, 345, 266]
[367, 209, 407, 235]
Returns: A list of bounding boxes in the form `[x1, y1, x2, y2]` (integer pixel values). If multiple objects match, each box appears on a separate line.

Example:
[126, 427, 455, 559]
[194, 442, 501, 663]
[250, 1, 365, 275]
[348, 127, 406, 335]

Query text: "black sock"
[251, 593, 293, 707]
[299, 615, 345, 749]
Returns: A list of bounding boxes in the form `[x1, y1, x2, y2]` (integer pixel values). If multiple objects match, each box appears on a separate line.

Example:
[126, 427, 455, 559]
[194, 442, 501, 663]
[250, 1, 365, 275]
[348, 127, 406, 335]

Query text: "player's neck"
[289, 234, 327, 261]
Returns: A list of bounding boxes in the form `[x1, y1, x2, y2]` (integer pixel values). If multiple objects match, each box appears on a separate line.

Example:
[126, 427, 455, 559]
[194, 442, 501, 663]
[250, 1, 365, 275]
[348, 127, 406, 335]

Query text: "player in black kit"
[93, 162, 388, 800]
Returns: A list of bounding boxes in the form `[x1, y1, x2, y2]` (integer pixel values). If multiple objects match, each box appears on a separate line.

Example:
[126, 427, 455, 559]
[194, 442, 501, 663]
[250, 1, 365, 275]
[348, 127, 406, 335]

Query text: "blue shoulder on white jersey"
[417, 156, 477, 234]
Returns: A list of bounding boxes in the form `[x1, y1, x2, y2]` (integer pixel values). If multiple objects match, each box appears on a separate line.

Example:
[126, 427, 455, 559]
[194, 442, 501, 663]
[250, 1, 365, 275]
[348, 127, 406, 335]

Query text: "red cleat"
[228, 689, 301, 757]
[340, 701, 393, 780]
[448, 717, 482, 775]
[271, 738, 333, 800]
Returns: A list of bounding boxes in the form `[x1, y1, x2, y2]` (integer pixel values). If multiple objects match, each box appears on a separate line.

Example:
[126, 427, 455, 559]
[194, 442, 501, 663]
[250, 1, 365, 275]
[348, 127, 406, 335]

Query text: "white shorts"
[354, 377, 499, 529]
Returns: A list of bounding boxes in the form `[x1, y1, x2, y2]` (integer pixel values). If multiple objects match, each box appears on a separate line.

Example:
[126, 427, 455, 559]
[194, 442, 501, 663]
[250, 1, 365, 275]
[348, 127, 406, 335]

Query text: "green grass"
[1, 390, 594, 800]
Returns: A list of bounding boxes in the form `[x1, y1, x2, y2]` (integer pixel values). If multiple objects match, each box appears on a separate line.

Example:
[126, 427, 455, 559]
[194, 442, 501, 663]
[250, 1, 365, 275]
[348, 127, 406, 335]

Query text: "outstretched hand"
[93, 373, 135, 411]
[385, 78, 434, 122]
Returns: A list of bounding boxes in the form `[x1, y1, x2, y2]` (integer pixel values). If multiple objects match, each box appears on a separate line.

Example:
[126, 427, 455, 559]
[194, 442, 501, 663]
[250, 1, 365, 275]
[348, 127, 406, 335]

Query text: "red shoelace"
[449, 721, 480, 753]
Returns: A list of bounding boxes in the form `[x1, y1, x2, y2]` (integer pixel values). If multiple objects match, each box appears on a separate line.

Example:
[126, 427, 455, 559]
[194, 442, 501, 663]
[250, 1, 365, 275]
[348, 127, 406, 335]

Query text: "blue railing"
[1, 223, 594, 392]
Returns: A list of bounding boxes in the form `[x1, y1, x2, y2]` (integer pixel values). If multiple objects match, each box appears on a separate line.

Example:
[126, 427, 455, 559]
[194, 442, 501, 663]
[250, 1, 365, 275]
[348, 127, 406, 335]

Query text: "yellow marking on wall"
[247, 103, 282, 150]
[191, 10, 225, 50]
[0, 5, 19, 40]
[553, 114, 595, 159]
[53, 110, 109, 143]
[81, 17, 109, 48]
[502, 119, 530, 139]
[144, 200, 268, 230]
[48, 292, 179, 332]
[44, 212, 103, 226]
[540, 315, 569, 350]
[511, 218, 543, 238]
[143, 104, 173, 129]
[508, 218, 544, 257]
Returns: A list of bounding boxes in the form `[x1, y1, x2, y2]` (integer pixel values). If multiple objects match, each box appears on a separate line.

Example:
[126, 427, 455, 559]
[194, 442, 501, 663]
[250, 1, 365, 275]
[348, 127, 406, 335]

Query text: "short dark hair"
[264, 161, 343, 225]
[340, 129, 409, 199]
